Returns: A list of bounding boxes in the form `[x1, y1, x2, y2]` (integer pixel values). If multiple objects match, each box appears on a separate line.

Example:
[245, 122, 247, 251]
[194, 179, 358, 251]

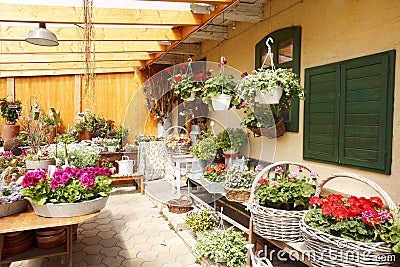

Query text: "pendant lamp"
[26, 22, 59, 47]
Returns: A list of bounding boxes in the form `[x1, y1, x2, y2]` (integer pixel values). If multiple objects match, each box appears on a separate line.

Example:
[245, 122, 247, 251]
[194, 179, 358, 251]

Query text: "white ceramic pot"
[107, 146, 117, 152]
[211, 94, 231, 110]
[30, 197, 108, 218]
[255, 86, 283, 104]
[116, 156, 135, 175]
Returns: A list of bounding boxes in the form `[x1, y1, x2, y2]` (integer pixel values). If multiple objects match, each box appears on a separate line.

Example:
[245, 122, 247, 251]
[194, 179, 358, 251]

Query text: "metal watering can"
[116, 156, 135, 175]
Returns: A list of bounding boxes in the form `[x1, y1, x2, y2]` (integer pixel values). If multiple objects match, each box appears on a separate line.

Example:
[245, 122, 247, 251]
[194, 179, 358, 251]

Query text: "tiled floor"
[10, 187, 200, 267]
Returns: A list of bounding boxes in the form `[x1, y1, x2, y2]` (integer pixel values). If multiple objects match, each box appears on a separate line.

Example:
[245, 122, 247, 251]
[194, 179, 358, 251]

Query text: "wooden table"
[0, 210, 99, 267]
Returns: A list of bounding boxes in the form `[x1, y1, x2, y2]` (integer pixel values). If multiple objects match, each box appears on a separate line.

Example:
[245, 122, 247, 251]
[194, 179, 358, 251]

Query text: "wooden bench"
[111, 174, 144, 195]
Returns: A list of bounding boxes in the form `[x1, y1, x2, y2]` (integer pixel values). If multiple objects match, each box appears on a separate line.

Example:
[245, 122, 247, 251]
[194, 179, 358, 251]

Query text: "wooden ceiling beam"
[168, 43, 202, 55]
[1, 53, 154, 63]
[0, 3, 202, 25]
[0, 26, 182, 41]
[0, 41, 166, 54]
[0, 61, 144, 71]
[0, 67, 136, 78]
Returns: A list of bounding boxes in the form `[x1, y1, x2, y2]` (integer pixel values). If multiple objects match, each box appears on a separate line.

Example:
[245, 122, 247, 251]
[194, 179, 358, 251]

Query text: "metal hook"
[265, 37, 274, 54]
[220, 56, 225, 64]
[187, 58, 192, 63]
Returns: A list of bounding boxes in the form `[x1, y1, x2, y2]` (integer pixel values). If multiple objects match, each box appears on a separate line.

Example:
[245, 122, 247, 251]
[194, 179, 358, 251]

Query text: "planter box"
[199, 176, 224, 194]
[0, 199, 28, 218]
[30, 196, 108, 218]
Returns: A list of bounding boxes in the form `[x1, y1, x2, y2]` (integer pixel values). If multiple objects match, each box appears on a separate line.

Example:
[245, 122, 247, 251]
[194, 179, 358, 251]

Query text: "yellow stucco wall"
[198, 0, 400, 203]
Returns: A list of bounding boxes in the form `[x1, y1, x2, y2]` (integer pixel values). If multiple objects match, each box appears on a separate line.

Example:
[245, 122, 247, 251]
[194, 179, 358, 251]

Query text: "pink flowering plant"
[21, 167, 113, 205]
[254, 165, 317, 210]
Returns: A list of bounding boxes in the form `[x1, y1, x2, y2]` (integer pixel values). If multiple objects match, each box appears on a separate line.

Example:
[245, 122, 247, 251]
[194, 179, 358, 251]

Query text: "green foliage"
[380, 215, 400, 253]
[0, 98, 22, 124]
[48, 144, 100, 168]
[237, 68, 304, 116]
[190, 137, 217, 160]
[185, 208, 218, 233]
[169, 72, 206, 99]
[195, 227, 247, 267]
[216, 128, 248, 152]
[255, 177, 315, 207]
[241, 106, 275, 129]
[54, 132, 78, 144]
[223, 165, 255, 189]
[74, 111, 114, 138]
[305, 209, 380, 243]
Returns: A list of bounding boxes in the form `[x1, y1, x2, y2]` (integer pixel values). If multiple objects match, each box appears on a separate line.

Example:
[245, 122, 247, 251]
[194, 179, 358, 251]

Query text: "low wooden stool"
[111, 174, 144, 194]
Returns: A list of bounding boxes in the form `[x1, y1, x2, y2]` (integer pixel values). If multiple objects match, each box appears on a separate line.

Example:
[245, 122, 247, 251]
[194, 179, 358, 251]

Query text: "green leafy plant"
[223, 165, 255, 189]
[185, 208, 218, 233]
[0, 98, 22, 124]
[195, 227, 247, 267]
[237, 68, 304, 116]
[54, 131, 78, 144]
[241, 106, 275, 129]
[305, 194, 400, 253]
[255, 165, 317, 209]
[74, 111, 114, 138]
[168, 65, 210, 99]
[105, 139, 120, 146]
[190, 137, 217, 160]
[48, 144, 100, 168]
[216, 128, 248, 152]
[21, 167, 112, 204]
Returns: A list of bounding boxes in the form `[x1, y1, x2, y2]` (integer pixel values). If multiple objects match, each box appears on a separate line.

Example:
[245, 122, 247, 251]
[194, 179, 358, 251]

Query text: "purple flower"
[79, 173, 96, 189]
[51, 170, 73, 190]
[21, 169, 47, 188]
[274, 166, 283, 174]
[298, 166, 304, 171]
[310, 172, 318, 179]
[377, 210, 393, 221]
[288, 171, 299, 179]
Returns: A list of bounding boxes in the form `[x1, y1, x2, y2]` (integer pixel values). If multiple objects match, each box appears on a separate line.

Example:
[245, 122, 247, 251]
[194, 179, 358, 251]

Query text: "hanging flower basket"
[255, 86, 283, 104]
[211, 94, 231, 111]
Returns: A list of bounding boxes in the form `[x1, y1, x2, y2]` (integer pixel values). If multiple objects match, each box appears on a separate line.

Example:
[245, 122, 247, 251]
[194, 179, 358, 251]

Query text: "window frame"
[255, 26, 302, 132]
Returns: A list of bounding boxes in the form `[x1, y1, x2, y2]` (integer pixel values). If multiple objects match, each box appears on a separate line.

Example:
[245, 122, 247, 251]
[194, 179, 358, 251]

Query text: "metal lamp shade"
[26, 26, 59, 47]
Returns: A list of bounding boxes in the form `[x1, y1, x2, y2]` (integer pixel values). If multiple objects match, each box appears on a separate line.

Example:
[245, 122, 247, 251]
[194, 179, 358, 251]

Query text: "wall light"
[190, 3, 216, 15]
[26, 22, 59, 47]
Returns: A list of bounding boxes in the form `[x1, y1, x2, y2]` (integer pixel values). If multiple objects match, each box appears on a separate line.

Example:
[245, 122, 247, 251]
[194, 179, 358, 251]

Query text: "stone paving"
[10, 187, 200, 267]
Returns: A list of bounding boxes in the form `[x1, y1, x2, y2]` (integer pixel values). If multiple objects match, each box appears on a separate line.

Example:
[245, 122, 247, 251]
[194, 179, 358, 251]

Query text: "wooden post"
[6, 78, 14, 100]
[74, 75, 81, 122]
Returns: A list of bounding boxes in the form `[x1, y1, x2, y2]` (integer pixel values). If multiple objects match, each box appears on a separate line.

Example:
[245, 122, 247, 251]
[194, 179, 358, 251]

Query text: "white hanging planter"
[255, 86, 283, 104]
[211, 94, 231, 110]
[186, 91, 196, 101]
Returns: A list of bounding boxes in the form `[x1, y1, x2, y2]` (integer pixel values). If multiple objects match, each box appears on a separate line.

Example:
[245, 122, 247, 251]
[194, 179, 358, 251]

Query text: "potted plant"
[0, 181, 27, 217]
[48, 143, 100, 168]
[216, 128, 248, 154]
[254, 165, 317, 210]
[200, 164, 226, 194]
[165, 134, 192, 154]
[301, 193, 400, 265]
[21, 167, 113, 217]
[105, 139, 120, 152]
[202, 62, 241, 111]
[185, 208, 218, 236]
[241, 106, 277, 138]
[223, 165, 255, 203]
[40, 108, 61, 145]
[190, 137, 218, 171]
[195, 227, 248, 267]
[0, 98, 22, 142]
[169, 68, 210, 100]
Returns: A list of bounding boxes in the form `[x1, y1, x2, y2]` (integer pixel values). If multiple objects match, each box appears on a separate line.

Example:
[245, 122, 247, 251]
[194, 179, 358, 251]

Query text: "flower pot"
[25, 159, 56, 170]
[30, 196, 108, 218]
[0, 199, 28, 218]
[78, 128, 92, 141]
[211, 94, 231, 110]
[255, 86, 283, 104]
[200, 175, 224, 194]
[107, 146, 117, 152]
[1, 124, 20, 143]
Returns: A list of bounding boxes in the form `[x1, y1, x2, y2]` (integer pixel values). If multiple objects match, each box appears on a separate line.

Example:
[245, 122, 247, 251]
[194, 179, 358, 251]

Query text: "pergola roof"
[0, 0, 239, 77]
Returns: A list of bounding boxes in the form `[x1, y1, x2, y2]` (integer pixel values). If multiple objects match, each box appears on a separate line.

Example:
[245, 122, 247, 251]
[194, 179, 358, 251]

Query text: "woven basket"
[167, 195, 193, 214]
[247, 161, 316, 242]
[223, 186, 251, 203]
[299, 173, 399, 267]
[249, 117, 286, 139]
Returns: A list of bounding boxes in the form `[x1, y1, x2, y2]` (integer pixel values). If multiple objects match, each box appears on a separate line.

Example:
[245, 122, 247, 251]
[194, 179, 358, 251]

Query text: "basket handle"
[179, 194, 192, 203]
[247, 161, 315, 210]
[316, 173, 398, 213]
[122, 156, 129, 160]
[165, 126, 188, 136]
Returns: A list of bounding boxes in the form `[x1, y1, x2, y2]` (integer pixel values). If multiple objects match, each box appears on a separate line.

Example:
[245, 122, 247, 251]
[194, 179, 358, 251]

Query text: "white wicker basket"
[299, 173, 399, 267]
[247, 161, 316, 242]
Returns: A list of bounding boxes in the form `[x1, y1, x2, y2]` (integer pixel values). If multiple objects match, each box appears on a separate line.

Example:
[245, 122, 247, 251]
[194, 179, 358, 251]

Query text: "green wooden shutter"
[339, 52, 392, 171]
[304, 64, 340, 162]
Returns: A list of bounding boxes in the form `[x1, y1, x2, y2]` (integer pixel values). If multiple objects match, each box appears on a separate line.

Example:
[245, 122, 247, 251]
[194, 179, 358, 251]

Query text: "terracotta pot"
[45, 125, 57, 144]
[78, 128, 92, 141]
[1, 124, 20, 142]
